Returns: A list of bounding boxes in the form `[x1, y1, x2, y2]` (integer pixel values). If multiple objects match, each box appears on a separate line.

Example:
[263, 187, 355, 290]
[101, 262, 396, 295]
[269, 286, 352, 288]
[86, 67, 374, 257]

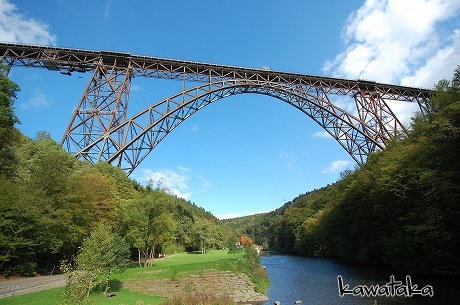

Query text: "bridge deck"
[1, 42, 431, 102]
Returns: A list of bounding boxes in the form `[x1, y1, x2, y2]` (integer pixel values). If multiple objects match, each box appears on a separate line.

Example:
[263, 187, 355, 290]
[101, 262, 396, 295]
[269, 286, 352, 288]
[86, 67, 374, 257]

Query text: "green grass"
[1, 287, 65, 305]
[1, 250, 247, 305]
[0, 287, 164, 305]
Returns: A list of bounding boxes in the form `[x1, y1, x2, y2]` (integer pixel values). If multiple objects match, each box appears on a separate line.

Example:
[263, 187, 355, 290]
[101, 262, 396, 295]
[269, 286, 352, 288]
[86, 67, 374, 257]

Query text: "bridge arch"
[0, 42, 431, 176]
[73, 79, 388, 175]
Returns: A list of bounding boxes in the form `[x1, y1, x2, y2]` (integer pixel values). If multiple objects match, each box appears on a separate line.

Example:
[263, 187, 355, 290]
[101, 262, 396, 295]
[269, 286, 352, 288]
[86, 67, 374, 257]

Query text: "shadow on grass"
[127, 261, 158, 268]
[92, 279, 123, 295]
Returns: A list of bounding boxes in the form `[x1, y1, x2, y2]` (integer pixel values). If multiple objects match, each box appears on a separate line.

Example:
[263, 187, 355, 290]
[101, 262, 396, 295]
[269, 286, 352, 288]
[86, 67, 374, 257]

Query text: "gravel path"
[0, 275, 66, 298]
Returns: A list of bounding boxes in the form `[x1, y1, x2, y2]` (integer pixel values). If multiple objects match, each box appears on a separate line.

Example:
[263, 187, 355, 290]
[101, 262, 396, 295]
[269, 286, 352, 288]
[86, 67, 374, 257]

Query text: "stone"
[105, 292, 118, 298]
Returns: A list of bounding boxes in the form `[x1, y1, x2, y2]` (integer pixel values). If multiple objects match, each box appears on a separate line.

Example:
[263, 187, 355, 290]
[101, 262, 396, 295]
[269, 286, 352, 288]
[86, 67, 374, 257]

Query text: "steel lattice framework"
[0, 42, 432, 175]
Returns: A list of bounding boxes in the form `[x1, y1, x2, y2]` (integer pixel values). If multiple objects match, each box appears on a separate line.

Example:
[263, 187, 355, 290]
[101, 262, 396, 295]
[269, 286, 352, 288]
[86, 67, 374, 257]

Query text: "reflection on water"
[260, 252, 460, 305]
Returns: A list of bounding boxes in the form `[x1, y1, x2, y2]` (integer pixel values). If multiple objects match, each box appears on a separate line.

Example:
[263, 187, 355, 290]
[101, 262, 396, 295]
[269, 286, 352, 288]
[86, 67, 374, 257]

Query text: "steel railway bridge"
[0, 42, 432, 175]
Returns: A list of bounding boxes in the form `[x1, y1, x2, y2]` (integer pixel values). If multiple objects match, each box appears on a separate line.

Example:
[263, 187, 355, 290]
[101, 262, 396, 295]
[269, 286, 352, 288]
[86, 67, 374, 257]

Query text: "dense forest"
[0, 66, 237, 277]
[2, 66, 459, 278]
[225, 67, 460, 276]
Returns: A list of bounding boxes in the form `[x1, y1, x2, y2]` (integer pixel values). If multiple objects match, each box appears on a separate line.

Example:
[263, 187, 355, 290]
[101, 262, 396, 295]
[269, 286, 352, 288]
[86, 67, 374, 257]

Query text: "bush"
[235, 245, 269, 294]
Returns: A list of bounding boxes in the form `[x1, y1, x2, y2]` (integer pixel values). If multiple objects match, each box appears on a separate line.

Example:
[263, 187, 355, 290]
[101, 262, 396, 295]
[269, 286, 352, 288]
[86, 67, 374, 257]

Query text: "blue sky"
[1, 0, 460, 219]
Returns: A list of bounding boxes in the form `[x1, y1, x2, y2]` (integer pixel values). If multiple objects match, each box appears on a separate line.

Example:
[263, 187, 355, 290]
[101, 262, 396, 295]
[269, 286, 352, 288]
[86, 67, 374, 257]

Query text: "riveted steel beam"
[0, 42, 434, 174]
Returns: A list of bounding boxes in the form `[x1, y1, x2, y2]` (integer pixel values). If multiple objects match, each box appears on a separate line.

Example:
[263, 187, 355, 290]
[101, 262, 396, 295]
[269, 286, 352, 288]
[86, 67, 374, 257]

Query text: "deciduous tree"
[120, 190, 176, 267]
[62, 223, 130, 304]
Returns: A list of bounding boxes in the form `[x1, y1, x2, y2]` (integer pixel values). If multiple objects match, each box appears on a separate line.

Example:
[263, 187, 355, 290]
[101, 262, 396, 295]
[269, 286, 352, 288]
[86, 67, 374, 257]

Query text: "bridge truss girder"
[0, 42, 432, 175]
[62, 63, 131, 155]
[68, 73, 399, 175]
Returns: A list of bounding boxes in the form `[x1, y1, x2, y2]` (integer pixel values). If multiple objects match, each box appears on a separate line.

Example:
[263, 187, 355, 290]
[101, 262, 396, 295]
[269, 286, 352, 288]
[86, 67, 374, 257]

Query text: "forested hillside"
[2, 66, 459, 277]
[0, 66, 237, 277]
[226, 67, 460, 276]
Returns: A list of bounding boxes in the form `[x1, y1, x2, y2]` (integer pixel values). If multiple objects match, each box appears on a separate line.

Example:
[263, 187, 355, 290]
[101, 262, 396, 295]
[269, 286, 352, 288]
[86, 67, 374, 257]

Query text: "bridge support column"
[354, 91, 405, 148]
[61, 61, 132, 163]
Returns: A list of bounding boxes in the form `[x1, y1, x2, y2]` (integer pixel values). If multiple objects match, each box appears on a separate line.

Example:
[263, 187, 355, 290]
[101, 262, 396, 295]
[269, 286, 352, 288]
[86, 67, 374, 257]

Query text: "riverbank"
[125, 270, 268, 303]
[1, 250, 269, 304]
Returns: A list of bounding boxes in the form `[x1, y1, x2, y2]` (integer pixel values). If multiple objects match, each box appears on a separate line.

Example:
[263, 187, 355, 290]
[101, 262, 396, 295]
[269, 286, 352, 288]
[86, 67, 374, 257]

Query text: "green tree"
[0, 175, 38, 275]
[62, 223, 130, 304]
[175, 214, 194, 251]
[94, 162, 137, 202]
[191, 218, 219, 254]
[0, 66, 20, 178]
[16, 133, 85, 255]
[67, 167, 119, 228]
[120, 189, 176, 267]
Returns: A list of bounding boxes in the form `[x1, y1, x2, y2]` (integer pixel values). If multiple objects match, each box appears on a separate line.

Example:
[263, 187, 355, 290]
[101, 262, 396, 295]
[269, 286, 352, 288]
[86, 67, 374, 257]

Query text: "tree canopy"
[0, 65, 20, 179]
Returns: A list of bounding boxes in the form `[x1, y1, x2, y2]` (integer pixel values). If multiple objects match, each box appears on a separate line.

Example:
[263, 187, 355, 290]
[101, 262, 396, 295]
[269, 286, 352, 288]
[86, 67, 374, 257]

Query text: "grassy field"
[2, 250, 249, 305]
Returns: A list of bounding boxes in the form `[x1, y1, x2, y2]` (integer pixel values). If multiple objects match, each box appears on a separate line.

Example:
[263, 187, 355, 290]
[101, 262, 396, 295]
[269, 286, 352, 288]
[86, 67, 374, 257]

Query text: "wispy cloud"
[0, 0, 56, 45]
[21, 91, 51, 110]
[322, 160, 351, 174]
[312, 130, 331, 139]
[279, 152, 296, 168]
[181, 124, 199, 133]
[136, 166, 213, 200]
[140, 167, 192, 199]
[324, 0, 460, 123]
[131, 85, 142, 92]
[104, 0, 114, 19]
[197, 175, 214, 193]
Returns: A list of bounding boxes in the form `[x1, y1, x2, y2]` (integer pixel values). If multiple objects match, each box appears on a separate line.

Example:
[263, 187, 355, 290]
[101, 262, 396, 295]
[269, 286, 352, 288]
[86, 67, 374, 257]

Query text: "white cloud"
[104, 0, 113, 19]
[136, 166, 213, 200]
[322, 160, 351, 174]
[197, 175, 214, 193]
[384, 100, 420, 126]
[21, 91, 51, 110]
[279, 152, 295, 168]
[131, 85, 142, 92]
[0, 0, 56, 45]
[324, 0, 460, 128]
[325, 0, 460, 86]
[330, 96, 357, 116]
[401, 29, 460, 88]
[140, 167, 192, 199]
[181, 124, 199, 133]
[312, 130, 331, 138]
[177, 166, 192, 173]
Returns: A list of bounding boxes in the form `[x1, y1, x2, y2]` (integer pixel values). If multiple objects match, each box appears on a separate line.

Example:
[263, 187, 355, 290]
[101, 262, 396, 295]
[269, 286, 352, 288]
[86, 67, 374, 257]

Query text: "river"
[260, 252, 460, 305]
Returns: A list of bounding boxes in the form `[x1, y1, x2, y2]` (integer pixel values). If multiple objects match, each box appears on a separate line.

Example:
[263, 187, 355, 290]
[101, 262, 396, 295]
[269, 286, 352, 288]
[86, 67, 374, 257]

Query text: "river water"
[260, 253, 460, 305]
